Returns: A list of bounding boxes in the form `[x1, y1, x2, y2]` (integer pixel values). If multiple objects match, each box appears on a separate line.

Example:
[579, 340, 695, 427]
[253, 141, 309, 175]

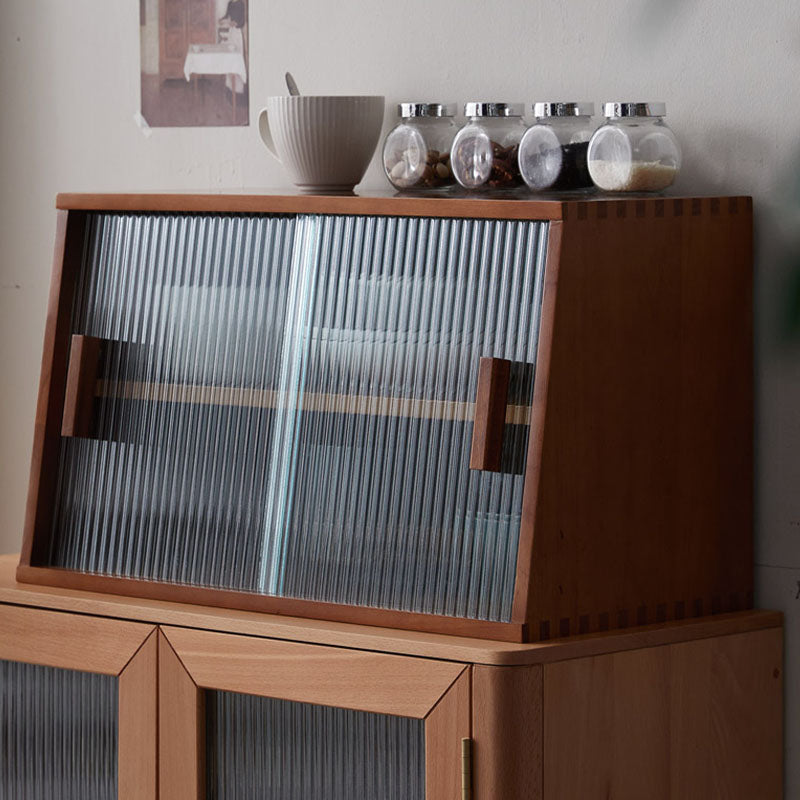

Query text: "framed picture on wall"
[140, 0, 249, 127]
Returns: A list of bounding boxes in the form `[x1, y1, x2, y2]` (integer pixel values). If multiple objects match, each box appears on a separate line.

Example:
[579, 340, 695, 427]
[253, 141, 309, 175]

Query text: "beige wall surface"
[1, 0, 798, 793]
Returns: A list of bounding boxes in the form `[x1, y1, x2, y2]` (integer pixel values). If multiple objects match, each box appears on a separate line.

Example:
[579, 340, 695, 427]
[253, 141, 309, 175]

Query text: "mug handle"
[258, 108, 280, 161]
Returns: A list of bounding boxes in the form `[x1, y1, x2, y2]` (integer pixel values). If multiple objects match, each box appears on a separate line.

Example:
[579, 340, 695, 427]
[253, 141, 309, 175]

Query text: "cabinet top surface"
[1, 556, 778, 666]
[55, 191, 753, 221]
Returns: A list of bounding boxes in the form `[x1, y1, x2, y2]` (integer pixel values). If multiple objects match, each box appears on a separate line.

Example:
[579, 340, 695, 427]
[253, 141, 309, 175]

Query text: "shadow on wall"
[634, 0, 800, 345]
[776, 149, 800, 344]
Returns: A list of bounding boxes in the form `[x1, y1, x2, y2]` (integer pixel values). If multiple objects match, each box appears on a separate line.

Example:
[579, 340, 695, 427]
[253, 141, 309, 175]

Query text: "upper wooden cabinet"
[18, 193, 754, 642]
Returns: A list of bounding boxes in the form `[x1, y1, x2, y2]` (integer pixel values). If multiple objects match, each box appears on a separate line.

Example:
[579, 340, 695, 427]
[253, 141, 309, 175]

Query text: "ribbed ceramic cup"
[258, 96, 385, 193]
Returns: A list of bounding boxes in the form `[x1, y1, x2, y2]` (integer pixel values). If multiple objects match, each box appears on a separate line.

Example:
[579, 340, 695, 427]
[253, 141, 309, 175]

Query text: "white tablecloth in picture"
[183, 42, 247, 92]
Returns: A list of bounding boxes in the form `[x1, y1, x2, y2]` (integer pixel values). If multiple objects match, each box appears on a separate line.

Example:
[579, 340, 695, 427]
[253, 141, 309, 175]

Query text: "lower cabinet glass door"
[158, 627, 471, 800]
[0, 606, 157, 800]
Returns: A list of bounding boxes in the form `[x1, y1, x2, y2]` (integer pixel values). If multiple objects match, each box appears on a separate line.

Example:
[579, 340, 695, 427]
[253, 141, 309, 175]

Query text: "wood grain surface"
[159, 631, 205, 800]
[425, 669, 471, 800]
[472, 664, 543, 799]
[162, 625, 466, 718]
[0, 555, 781, 667]
[527, 196, 754, 639]
[56, 191, 566, 220]
[15, 563, 526, 642]
[118, 630, 158, 800]
[0, 602, 154, 675]
[543, 627, 783, 799]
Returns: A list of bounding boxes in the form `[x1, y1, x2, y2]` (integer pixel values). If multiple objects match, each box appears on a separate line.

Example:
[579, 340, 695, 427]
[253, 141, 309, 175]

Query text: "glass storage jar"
[518, 102, 596, 192]
[587, 102, 681, 192]
[382, 103, 458, 191]
[451, 103, 527, 191]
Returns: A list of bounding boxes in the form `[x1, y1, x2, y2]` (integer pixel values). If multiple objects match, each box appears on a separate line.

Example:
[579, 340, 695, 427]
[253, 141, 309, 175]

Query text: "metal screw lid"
[464, 102, 524, 118]
[398, 103, 457, 118]
[602, 102, 667, 118]
[533, 102, 595, 118]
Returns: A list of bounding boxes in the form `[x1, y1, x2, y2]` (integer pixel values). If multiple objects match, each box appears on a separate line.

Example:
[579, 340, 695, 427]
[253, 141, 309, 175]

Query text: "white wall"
[1, 0, 798, 793]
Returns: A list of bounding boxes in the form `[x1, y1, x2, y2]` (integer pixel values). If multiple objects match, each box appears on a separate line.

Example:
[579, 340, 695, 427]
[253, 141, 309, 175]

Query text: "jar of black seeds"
[518, 102, 596, 192]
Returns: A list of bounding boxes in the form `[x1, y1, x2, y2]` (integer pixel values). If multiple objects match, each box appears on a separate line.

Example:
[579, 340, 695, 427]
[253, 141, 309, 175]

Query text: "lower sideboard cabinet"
[0, 604, 157, 799]
[0, 557, 783, 799]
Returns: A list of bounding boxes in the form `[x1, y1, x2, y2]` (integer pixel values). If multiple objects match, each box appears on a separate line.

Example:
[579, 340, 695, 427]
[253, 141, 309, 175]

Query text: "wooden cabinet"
[18, 193, 753, 643]
[0, 556, 782, 799]
[159, 0, 216, 82]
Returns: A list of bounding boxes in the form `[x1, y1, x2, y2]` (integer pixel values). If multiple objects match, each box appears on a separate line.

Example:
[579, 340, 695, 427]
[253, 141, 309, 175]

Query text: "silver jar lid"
[464, 102, 524, 118]
[533, 102, 595, 118]
[602, 102, 666, 118]
[398, 103, 457, 118]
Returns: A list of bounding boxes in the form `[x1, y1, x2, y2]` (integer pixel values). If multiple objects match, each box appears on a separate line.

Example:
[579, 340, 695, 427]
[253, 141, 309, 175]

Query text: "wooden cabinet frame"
[0, 604, 158, 800]
[158, 626, 470, 800]
[18, 193, 754, 644]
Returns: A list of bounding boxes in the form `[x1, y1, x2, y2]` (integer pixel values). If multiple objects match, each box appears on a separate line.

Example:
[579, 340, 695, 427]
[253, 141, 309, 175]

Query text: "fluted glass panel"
[206, 691, 424, 800]
[49, 212, 297, 591]
[46, 212, 548, 621]
[0, 660, 117, 799]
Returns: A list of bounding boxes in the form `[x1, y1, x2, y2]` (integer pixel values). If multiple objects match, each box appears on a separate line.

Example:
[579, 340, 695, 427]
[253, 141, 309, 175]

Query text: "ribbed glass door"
[264, 215, 547, 621]
[206, 692, 425, 800]
[46, 212, 548, 622]
[0, 660, 118, 799]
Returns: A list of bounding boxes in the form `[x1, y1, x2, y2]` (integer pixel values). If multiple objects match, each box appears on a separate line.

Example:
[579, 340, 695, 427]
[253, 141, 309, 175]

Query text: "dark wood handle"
[61, 335, 102, 437]
[469, 357, 511, 472]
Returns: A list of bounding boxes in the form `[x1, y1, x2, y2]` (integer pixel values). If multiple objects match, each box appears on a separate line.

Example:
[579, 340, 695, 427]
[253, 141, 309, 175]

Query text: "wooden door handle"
[61, 334, 102, 437]
[469, 357, 511, 472]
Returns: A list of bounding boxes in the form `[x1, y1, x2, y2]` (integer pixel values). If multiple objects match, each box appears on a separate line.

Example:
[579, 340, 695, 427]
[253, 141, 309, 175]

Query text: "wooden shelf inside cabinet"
[95, 379, 533, 425]
[19, 193, 755, 644]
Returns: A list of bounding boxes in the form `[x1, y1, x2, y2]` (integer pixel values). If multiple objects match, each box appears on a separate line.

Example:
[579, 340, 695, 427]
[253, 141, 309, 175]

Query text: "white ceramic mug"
[258, 96, 385, 193]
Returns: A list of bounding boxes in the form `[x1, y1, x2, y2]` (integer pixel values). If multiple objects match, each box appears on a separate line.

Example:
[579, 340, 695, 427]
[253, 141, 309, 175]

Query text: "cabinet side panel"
[530, 198, 753, 638]
[543, 627, 782, 799]
[544, 645, 671, 799]
[472, 664, 542, 799]
[670, 627, 783, 798]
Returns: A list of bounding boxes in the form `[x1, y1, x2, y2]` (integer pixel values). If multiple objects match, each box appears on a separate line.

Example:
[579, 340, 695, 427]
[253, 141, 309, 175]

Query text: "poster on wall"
[139, 0, 249, 127]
